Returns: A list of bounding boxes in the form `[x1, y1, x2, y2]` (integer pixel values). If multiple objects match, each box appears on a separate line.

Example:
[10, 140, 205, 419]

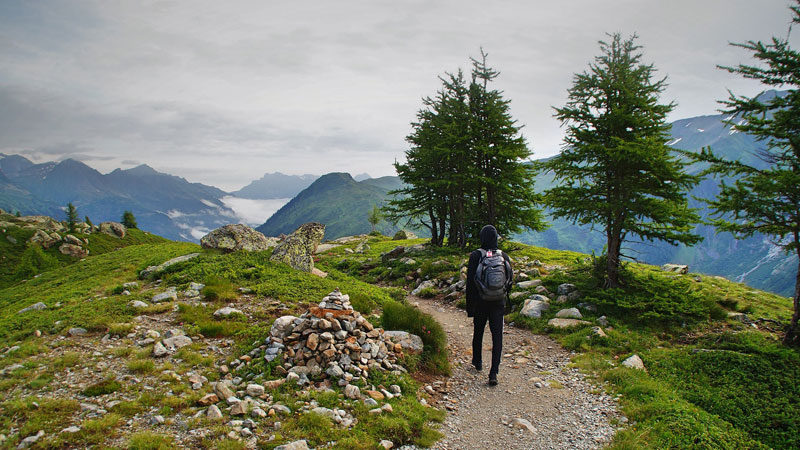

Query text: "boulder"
[63, 234, 83, 246]
[30, 229, 61, 248]
[411, 280, 436, 296]
[99, 222, 126, 239]
[214, 307, 243, 318]
[381, 245, 405, 263]
[17, 215, 64, 231]
[555, 308, 582, 319]
[275, 441, 309, 450]
[557, 283, 577, 296]
[384, 331, 424, 354]
[18, 302, 48, 314]
[201, 224, 278, 253]
[151, 288, 178, 303]
[662, 264, 688, 274]
[58, 243, 88, 258]
[547, 318, 590, 329]
[517, 279, 543, 289]
[520, 299, 549, 318]
[139, 253, 200, 279]
[269, 223, 325, 272]
[392, 230, 417, 240]
[621, 354, 646, 371]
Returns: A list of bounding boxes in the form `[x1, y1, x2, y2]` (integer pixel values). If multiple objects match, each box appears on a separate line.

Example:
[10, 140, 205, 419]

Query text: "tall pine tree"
[386, 52, 544, 247]
[544, 33, 701, 287]
[692, 1, 800, 345]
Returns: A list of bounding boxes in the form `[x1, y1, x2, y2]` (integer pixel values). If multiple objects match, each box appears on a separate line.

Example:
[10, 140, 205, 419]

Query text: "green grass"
[381, 299, 449, 375]
[128, 431, 176, 450]
[0, 241, 198, 345]
[81, 377, 122, 396]
[497, 242, 797, 450]
[0, 214, 168, 291]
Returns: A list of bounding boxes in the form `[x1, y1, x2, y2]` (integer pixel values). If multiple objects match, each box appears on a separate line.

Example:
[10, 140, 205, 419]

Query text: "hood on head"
[479, 225, 498, 250]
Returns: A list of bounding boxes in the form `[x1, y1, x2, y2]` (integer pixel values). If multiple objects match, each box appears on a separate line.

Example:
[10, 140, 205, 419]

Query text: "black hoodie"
[465, 225, 512, 317]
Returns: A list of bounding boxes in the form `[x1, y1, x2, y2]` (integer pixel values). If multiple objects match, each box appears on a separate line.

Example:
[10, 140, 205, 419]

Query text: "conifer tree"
[469, 50, 543, 242]
[386, 53, 544, 247]
[66, 202, 78, 233]
[544, 33, 701, 287]
[367, 204, 382, 233]
[692, 1, 800, 345]
[121, 211, 137, 229]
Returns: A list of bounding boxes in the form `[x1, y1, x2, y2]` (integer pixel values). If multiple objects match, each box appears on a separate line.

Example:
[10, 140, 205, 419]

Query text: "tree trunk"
[428, 207, 439, 247]
[606, 230, 622, 288]
[783, 247, 800, 346]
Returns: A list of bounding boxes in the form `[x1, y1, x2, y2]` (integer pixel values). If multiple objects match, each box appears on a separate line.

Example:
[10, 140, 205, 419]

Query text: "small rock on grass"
[274, 440, 309, 450]
[379, 440, 394, 449]
[621, 354, 646, 371]
[207, 405, 223, 420]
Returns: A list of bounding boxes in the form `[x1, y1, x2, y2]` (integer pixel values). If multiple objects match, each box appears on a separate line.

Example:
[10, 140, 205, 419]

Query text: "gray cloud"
[1, 0, 797, 191]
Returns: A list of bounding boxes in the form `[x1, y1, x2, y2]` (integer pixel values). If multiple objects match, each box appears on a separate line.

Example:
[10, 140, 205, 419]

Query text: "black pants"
[472, 303, 504, 376]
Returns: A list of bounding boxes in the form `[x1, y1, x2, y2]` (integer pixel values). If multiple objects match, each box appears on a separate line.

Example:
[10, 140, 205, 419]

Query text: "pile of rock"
[261, 289, 419, 387]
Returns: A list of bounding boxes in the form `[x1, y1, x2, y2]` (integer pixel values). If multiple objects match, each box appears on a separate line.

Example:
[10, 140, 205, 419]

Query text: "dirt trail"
[412, 296, 621, 450]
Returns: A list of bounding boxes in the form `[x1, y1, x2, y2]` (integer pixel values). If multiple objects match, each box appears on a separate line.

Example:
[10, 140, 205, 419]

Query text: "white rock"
[152, 341, 169, 357]
[129, 300, 149, 309]
[520, 299, 549, 318]
[621, 354, 646, 371]
[207, 405, 223, 420]
[512, 418, 536, 433]
[214, 307, 243, 318]
[274, 440, 309, 450]
[555, 308, 582, 319]
[245, 384, 265, 397]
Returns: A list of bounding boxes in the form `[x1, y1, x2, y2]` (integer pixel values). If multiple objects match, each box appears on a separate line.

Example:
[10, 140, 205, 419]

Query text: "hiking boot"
[472, 361, 482, 371]
[488, 374, 498, 386]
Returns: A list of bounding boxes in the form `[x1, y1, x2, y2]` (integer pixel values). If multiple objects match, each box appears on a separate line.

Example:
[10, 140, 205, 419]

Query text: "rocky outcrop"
[269, 223, 325, 272]
[139, 253, 200, 279]
[662, 264, 688, 274]
[201, 224, 279, 253]
[29, 229, 62, 248]
[59, 243, 88, 258]
[99, 222, 126, 239]
[15, 215, 65, 232]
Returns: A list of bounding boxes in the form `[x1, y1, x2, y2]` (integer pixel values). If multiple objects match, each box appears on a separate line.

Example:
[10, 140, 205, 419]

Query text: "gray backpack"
[474, 249, 512, 302]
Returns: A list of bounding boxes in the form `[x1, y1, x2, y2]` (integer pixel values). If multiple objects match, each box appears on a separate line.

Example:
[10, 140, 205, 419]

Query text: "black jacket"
[466, 225, 512, 317]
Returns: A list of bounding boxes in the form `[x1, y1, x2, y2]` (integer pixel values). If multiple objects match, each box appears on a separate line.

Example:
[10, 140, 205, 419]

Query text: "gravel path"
[412, 296, 622, 450]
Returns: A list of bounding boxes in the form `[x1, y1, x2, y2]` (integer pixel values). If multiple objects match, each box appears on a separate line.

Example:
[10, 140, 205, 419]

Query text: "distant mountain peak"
[353, 172, 371, 181]
[123, 164, 161, 176]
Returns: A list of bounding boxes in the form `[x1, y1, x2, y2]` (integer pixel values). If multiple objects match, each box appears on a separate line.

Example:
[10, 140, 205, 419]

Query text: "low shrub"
[82, 377, 122, 397]
[128, 432, 175, 450]
[201, 275, 237, 302]
[381, 300, 449, 375]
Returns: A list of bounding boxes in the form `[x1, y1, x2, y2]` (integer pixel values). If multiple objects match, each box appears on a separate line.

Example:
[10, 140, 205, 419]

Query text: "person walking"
[466, 224, 513, 386]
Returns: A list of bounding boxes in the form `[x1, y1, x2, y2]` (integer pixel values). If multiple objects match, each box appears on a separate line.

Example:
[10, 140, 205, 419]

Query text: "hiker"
[466, 224, 513, 386]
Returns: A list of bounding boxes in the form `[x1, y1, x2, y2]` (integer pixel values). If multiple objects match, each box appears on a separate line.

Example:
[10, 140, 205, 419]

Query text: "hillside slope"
[0, 156, 235, 242]
[257, 172, 405, 239]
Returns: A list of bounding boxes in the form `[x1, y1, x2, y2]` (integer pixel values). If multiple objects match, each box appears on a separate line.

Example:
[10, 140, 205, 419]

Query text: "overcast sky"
[1, 1, 797, 191]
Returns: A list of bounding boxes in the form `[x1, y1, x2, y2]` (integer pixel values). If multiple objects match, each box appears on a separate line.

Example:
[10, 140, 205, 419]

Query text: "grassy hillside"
[316, 236, 798, 450]
[0, 213, 168, 290]
[0, 235, 444, 449]
[257, 172, 406, 239]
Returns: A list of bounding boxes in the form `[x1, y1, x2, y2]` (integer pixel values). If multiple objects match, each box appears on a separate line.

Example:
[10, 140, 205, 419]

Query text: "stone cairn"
[264, 289, 411, 390]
